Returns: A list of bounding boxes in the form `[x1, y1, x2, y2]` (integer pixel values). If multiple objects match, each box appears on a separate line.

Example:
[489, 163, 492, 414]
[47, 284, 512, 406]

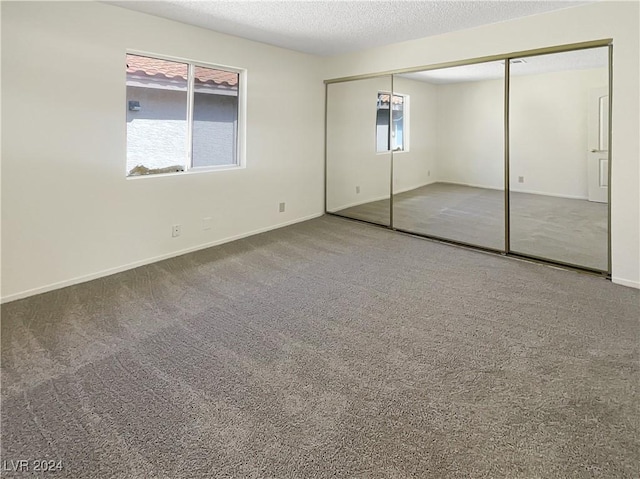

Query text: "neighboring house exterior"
[126, 55, 238, 174]
[376, 93, 405, 152]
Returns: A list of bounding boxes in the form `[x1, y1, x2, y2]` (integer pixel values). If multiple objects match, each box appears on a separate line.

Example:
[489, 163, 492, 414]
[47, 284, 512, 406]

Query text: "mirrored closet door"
[392, 62, 505, 250]
[508, 47, 610, 271]
[326, 76, 393, 227]
[324, 41, 611, 274]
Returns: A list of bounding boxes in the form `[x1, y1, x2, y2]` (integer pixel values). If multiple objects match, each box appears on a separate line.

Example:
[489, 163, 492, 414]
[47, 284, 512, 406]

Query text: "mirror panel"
[326, 76, 392, 226]
[393, 62, 505, 250]
[509, 47, 609, 271]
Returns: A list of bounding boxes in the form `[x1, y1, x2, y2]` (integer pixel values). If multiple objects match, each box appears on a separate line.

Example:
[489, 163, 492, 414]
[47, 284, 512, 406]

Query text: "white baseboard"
[329, 194, 390, 211]
[1, 212, 323, 304]
[439, 180, 503, 192]
[511, 188, 588, 201]
[329, 181, 436, 212]
[612, 277, 640, 289]
[394, 180, 438, 194]
[439, 180, 588, 200]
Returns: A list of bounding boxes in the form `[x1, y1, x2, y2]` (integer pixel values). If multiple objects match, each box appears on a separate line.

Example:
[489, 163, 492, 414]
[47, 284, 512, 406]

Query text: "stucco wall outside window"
[126, 87, 238, 172]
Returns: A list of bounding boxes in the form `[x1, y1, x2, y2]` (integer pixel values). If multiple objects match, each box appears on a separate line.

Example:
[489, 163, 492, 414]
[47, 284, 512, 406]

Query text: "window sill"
[126, 164, 245, 179]
[375, 150, 409, 155]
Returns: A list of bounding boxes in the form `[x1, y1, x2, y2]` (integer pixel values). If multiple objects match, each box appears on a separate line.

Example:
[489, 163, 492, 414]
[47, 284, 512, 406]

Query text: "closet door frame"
[503, 44, 612, 274]
[324, 38, 612, 277]
[324, 76, 394, 227]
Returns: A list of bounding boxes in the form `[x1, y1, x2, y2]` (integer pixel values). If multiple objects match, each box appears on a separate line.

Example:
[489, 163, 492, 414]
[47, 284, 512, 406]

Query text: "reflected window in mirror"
[376, 92, 408, 152]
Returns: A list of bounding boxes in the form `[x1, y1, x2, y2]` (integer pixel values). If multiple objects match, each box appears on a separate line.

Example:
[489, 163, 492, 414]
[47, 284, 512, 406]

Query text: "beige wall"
[2, 1, 638, 300]
[392, 77, 439, 195]
[326, 76, 437, 212]
[433, 67, 607, 198]
[509, 67, 608, 199]
[326, 77, 392, 212]
[329, 66, 607, 207]
[324, 1, 640, 288]
[1, 1, 325, 301]
[435, 76, 505, 191]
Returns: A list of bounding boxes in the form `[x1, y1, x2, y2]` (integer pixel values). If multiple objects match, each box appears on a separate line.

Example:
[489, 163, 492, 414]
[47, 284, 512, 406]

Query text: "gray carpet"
[335, 183, 608, 271]
[1, 215, 638, 478]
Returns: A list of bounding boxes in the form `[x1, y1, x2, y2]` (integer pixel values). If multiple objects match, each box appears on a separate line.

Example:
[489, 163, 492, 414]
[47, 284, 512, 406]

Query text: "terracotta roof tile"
[194, 66, 238, 88]
[126, 54, 238, 88]
[378, 94, 404, 104]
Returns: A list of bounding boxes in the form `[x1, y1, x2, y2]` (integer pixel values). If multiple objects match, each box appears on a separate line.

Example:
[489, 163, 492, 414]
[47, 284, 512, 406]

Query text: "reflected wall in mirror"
[392, 61, 505, 250]
[509, 47, 609, 271]
[326, 76, 392, 226]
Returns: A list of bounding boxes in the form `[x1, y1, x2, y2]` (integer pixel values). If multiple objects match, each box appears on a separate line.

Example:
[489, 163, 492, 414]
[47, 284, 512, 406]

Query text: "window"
[376, 92, 408, 152]
[126, 53, 243, 176]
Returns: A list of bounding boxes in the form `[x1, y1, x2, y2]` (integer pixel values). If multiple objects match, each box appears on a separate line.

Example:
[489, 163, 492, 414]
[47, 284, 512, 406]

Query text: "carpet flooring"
[335, 183, 608, 271]
[1, 215, 638, 478]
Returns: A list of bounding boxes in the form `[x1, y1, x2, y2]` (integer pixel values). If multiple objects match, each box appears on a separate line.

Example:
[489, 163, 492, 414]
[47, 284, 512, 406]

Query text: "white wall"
[2, 2, 638, 299]
[434, 67, 607, 199]
[1, 1, 325, 301]
[324, 1, 640, 288]
[326, 77, 392, 211]
[326, 76, 437, 211]
[330, 66, 608, 209]
[436, 77, 504, 190]
[330, 67, 607, 206]
[392, 77, 438, 195]
[510, 67, 607, 198]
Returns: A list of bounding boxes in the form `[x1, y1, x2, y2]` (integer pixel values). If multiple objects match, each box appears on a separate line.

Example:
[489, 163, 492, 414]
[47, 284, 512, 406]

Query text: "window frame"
[125, 50, 247, 178]
[376, 91, 410, 154]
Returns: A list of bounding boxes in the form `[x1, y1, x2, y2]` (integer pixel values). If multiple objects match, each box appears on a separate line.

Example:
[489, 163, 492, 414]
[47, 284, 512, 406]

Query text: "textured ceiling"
[400, 47, 608, 84]
[106, 1, 591, 56]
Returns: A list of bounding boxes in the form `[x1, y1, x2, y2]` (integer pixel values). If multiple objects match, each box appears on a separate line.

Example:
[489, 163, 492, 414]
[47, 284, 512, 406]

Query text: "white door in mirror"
[587, 87, 609, 203]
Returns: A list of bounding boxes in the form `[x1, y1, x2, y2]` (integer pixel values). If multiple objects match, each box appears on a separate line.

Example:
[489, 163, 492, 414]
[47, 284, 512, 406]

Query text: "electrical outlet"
[427, 170, 431, 177]
[279, 202, 285, 213]
[172, 224, 181, 237]
[518, 176, 525, 183]
[202, 217, 211, 230]
[356, 186, 360, 194]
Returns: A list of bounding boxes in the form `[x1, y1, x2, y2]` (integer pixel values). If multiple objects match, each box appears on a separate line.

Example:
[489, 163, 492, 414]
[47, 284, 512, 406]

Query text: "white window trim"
[125, 50, 247, 178]
[376, 91, 410, 155]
